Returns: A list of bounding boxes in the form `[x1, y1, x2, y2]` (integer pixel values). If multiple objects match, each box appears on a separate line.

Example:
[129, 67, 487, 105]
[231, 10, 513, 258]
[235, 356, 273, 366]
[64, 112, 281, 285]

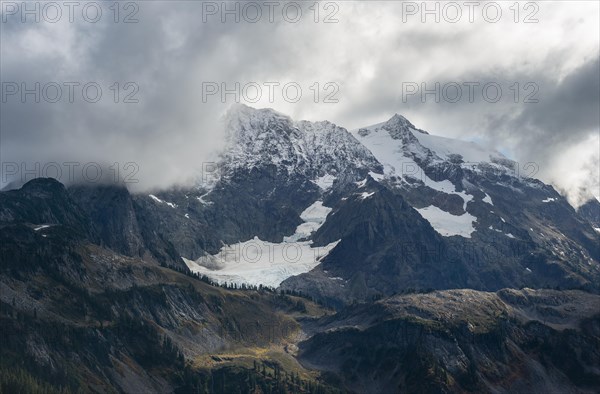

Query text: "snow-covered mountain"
[355, 113, 507, 170]
[16, 105, 595, 304]
[213, 104, 382, 187]
[129, 105, 595, 304]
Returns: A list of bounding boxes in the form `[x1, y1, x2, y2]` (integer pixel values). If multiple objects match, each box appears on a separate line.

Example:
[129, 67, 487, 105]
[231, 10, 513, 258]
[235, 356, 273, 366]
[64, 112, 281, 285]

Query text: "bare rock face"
[298, 288, 600, 394]
[0, 178, 94, 238]
[69, 184, 145, 257]
[578, 197, 600, 228]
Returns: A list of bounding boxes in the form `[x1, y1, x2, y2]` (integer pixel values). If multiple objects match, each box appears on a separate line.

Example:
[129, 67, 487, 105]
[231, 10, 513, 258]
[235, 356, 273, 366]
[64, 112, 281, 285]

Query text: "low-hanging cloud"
[1, 1, 598, 206]
[487, 56, 600, 206]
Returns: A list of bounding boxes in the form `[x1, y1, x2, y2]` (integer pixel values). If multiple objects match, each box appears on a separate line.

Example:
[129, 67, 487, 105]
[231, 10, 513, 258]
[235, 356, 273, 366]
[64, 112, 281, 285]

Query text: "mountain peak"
[21, 177, 66, 193]
[224, 104, 293, 142]
[226, 104, 288, 123]
[379, 114, 418, 141]
[390, 113, 411, 122]
[385, 113, 430, 136]
[385, 113, 414, 128]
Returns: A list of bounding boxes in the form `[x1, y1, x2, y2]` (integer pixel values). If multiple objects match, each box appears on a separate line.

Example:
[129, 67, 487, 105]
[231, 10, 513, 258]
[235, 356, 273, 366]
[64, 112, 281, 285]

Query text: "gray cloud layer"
[1, 1, 598, 205]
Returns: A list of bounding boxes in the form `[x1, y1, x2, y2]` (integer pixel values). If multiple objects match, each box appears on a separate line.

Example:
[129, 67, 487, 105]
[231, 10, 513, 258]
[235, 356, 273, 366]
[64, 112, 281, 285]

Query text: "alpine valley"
[1, 105, 599, 393]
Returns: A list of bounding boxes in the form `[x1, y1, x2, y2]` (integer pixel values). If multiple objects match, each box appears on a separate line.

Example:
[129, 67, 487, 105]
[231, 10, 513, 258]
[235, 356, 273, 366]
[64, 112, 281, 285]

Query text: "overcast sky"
[1, 1, 598, 206]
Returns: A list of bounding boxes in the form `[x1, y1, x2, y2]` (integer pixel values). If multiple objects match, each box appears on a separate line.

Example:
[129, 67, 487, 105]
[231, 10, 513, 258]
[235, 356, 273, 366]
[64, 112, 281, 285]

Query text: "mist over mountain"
[2, 2, 599, 204]
[2, 1, 599, 392]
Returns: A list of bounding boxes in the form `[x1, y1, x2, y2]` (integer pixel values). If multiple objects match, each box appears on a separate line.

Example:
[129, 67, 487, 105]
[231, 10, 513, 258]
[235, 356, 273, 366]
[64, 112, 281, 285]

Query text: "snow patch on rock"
[149, 194, 177, 208]
[483, 193, 494, 205]
[359, 191, 376, 200]
[311, 174, 336, 191]
[416, 205, 477, 238]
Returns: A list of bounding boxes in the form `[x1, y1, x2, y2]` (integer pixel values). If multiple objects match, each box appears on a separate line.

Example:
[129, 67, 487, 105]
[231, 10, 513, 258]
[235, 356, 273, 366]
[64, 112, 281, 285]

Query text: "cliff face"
[578, 198, 600, 228]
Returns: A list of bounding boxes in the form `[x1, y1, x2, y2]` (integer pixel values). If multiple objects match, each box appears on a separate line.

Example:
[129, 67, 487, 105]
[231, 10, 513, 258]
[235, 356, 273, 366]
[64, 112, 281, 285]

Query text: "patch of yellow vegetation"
[192, 344, 318, 381]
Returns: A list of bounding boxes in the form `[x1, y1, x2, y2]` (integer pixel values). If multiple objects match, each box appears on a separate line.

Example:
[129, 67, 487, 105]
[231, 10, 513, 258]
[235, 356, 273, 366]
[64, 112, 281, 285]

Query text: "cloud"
[481, 56, 600, 206]
[1, 1, 598, 204]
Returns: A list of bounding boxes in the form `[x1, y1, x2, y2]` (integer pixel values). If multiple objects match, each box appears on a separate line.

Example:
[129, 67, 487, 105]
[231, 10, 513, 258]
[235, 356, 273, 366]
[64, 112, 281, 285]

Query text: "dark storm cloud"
[1, 1, 338, 191]
[1, 2, 241, 189]
[504, 56, 599, 146]
[1, 1, 598, 205]
[490, 56, 600, 205]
